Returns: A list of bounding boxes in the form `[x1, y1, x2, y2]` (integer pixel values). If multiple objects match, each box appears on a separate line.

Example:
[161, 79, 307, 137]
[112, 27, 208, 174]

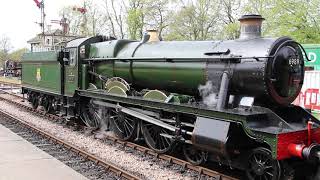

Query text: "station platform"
[0, 124, 88, 180]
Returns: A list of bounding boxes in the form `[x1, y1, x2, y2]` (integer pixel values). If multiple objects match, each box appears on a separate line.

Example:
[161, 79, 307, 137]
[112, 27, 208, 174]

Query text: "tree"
[242, 0, 320, 43]
[126, 0, 145, 40]
[268, 0, 320, 43]
[243, 0, 275, 36]
[60, 6, 85, 35]
[60, 0, 104, 36]
[103, 0, 126, 38]
[55, 0, 320, 43]
[216, 0, 242, 40]
[143, 0, 170, 38]
[9, 48, 29, 62]
[0, 35, 12, 54]
[0, 35, 12, 63]
[85, 1, 104, 36]
[165, 0, 221, 40]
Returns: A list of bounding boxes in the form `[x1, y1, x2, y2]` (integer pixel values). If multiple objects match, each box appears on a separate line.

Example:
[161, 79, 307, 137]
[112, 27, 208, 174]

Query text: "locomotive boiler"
[21, 15, 320, 180]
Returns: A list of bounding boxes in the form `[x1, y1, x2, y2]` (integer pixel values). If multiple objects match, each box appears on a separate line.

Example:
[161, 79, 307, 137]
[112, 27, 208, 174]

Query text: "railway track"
[0, 90, 240, 180]
[0, 108, 140, 180]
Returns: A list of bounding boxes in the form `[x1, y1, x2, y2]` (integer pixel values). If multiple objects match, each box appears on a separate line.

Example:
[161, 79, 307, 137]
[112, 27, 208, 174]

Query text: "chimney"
[147, 29, 160, 42]
[238, 14, 265, 39]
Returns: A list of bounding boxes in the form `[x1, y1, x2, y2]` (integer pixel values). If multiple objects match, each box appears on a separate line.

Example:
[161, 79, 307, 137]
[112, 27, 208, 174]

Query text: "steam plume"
[198, 81, 218, 108]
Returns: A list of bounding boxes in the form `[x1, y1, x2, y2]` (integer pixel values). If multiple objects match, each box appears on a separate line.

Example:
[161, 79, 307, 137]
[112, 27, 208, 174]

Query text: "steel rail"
[0, 108, 140, 180]
[0, 78, 21, 87]
[0, 92, 239, 180]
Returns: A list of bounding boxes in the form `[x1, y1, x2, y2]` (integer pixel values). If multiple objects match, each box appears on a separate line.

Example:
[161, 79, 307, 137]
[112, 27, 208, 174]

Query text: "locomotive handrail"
[88, 71, 108, 82]
[84, 40, 309, 63]
[269, 39, 310, 62]
[83, 56, 271, 63]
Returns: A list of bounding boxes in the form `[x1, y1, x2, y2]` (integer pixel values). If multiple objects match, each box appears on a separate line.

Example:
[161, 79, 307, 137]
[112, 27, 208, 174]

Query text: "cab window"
[69, 48, 77, 66]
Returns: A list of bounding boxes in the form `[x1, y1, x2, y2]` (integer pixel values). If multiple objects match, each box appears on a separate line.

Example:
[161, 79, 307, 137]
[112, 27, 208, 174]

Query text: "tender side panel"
[21, 52, 62, 95]
[22, 51, 58, 62]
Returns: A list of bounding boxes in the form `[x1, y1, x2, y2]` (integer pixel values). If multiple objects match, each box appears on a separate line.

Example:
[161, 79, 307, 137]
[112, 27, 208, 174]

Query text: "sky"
[0, 0, 83, 50]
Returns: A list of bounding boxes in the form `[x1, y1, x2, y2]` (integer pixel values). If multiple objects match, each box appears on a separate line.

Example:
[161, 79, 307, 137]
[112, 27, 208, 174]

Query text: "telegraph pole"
[40, 0, 45, 36]
[33, 0, 46, 45]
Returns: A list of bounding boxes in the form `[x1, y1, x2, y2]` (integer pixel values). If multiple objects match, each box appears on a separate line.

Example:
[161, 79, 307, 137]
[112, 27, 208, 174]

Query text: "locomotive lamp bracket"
[239, 97, 254, 109]
[63, 58, 70, 65]
[58, 50, 70, 65]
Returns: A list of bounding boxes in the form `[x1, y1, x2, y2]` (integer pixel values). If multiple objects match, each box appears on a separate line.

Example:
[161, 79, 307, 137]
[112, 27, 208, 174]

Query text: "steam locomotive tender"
[21, 15, 320, 180]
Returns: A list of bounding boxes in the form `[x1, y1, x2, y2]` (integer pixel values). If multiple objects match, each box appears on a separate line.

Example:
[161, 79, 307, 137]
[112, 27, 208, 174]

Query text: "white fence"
[293, 71, 320, 112]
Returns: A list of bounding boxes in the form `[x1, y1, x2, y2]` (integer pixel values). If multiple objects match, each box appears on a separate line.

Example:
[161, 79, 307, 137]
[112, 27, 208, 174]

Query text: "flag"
[73, 7, 87, 14]
[33, 0, 41, 8]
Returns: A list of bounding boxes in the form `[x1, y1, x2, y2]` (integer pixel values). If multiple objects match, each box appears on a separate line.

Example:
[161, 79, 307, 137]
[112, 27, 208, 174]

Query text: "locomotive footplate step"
[0, 124, 87, 180]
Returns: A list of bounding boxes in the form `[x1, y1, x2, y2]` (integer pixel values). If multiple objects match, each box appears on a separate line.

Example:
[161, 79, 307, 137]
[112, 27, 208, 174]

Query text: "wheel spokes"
[141, 121, 174, 154]
[246, 148, 280, 180]
[110, 109, 137, 141]
[183, 145, 207, 165]
[81, 100, 102, 128]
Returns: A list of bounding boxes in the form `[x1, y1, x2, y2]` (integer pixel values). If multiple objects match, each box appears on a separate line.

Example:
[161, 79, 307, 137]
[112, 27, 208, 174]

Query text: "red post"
[308, 121, 313, 146]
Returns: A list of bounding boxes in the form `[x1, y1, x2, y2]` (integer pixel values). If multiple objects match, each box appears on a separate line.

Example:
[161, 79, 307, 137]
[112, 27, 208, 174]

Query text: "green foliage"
[127, 4, 144, 40]
[60, 6, 85, 35]
[9, 48, 29, 62]
[52, 0, 320, 43]
[60, 0, 102, 37]
[219, 23, 240, 40]
[166, 0, 220, 40]
[0, 51, 6, 64]
[270, 0, 320, 43]
[243, 0, 320, 43]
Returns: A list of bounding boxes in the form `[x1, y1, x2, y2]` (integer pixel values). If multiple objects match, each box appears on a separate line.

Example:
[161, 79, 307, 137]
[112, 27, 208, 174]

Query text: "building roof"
[27, 36, 41, 44]
[27, 29, 80, 44]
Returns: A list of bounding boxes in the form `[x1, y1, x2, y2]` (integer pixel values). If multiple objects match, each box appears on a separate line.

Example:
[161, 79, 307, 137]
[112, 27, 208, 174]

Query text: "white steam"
[198, 81, 218, 108]
[94, 110, 117, 139]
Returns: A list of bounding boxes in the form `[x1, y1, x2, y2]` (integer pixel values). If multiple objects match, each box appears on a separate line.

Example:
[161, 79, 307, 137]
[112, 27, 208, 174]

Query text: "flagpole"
[41, 0, 45, 44]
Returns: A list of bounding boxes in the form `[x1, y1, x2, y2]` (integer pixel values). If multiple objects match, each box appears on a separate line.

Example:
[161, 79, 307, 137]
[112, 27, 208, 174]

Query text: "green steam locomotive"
[21, 15, 320, 180]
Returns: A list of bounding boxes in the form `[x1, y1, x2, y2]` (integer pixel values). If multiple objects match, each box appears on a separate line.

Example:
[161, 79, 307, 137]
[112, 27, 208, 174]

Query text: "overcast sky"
[0, 0, 83, 50]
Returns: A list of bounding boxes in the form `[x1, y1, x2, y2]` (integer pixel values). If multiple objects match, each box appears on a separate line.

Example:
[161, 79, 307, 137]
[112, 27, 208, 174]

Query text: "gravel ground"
[2, 121, 119, 180]
[0, 97, 195, 180]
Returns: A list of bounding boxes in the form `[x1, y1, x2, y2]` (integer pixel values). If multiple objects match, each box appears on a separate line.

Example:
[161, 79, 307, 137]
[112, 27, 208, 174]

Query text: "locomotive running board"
[79, 90, 281, 155]
[79, 89, 268, 138]
[79, 90, 254, 122]
[92, 99, 192, 135]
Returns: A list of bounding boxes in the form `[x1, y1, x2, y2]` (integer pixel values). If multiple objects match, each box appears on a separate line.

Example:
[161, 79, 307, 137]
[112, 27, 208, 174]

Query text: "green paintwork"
[256, 132, 278, 158]
[312, 112, 320, 120]
[22, 51, 58, 62]
[95, 61, 206, 94]
[21, 51, 61, 95]
[303, 44, 320, 70]
[78, 89, 279, 158]
[89, 40, 136, 58]
[81, 64, 88, 90]
[64, 48, 78, 96]
[89, 40, 218, 95]
[132, 62, 206, 94]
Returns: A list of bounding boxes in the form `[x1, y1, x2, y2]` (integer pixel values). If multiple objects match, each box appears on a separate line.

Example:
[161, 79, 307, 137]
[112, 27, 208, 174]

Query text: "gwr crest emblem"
[36, 68, 41, 82]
